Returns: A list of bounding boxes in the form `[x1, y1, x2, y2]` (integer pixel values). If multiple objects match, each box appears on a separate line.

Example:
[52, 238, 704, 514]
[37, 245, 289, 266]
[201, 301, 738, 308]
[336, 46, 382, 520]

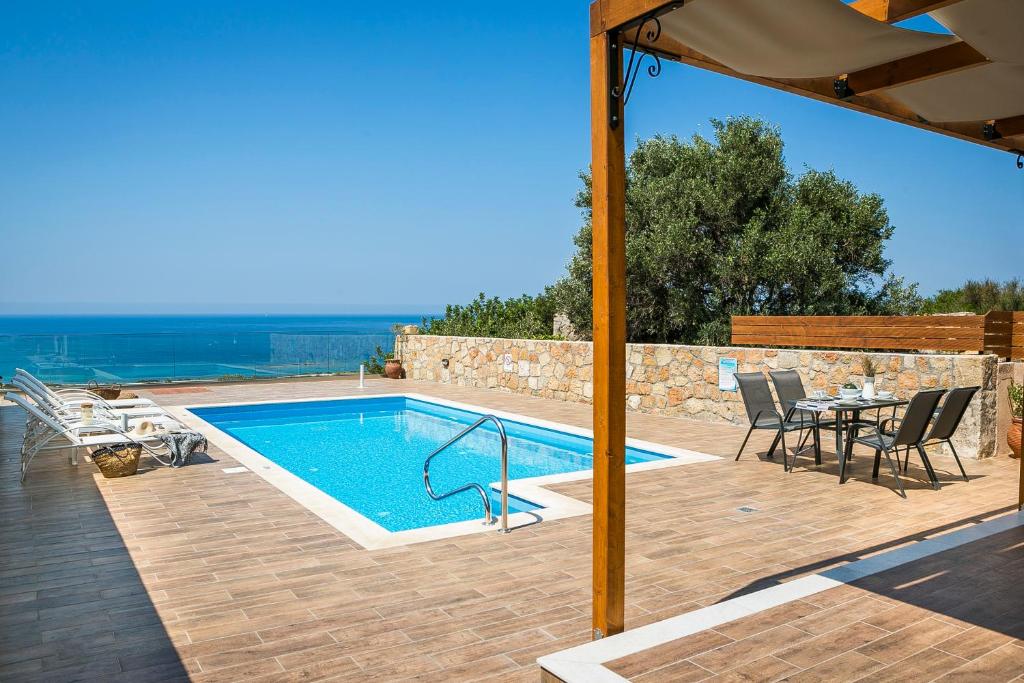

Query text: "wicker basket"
[87, 380, 122, 401]
[92, 444, 142, 478]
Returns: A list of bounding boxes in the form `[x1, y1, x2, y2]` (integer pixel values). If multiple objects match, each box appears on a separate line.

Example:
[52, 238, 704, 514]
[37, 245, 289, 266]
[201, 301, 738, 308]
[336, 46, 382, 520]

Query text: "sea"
[0, 314, 429, 385]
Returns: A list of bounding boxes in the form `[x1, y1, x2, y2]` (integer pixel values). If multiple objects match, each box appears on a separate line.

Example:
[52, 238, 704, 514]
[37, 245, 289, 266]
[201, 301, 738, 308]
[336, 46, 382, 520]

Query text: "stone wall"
[398, 334, 1001, 459]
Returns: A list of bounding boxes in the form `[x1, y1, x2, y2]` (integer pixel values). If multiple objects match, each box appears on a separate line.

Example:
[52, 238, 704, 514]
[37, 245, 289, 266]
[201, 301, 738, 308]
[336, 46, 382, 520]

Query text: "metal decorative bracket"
[834, 76, 855, 100]
[609, 12, 667, 129]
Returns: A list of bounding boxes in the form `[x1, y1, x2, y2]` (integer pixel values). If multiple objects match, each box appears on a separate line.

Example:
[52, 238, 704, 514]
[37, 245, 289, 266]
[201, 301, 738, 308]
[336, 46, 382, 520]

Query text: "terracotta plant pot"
[1009, 418, 1022, 459]
[384, 359, 404, 380]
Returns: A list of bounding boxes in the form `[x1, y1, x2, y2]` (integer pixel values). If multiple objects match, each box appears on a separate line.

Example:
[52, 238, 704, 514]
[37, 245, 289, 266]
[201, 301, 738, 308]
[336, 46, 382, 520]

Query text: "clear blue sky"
[1, 2, 1020, 314]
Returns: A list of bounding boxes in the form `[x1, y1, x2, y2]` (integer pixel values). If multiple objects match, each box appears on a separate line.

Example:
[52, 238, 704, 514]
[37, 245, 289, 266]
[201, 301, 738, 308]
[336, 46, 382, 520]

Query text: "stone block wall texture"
[398, 335, 1001, 458]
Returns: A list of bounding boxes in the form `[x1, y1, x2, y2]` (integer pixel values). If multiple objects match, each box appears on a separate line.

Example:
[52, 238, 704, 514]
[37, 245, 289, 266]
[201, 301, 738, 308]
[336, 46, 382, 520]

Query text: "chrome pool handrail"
[422, 414, 510, 533]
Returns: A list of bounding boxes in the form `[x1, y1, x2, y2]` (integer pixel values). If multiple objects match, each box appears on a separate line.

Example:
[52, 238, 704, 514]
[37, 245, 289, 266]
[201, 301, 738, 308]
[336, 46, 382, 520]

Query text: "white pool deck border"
[168, 392, 719, 550]
[536, 510, 1024, 682]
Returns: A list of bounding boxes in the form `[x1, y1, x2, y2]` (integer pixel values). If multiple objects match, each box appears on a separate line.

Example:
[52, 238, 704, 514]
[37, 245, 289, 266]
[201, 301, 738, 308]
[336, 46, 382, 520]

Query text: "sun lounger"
[8, 393, 174, 483]
[15, 368, 156, 409]
[12, 372, 166, 422]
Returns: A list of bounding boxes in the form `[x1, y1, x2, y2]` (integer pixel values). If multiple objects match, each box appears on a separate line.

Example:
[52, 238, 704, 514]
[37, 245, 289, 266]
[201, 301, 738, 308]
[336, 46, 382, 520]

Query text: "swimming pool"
[191, 396, 673, 530]
[180, 394, 717, 547]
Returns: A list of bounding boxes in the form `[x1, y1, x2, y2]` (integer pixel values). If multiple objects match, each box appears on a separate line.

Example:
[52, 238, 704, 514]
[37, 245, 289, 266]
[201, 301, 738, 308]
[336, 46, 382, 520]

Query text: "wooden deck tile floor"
[606, 526, 1024, 682]
[1, 377, 1020, 681]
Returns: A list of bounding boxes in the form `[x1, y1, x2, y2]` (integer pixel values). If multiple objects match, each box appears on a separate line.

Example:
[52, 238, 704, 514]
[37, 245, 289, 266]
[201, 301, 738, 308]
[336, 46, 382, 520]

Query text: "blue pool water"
[191, 397, 671, 532]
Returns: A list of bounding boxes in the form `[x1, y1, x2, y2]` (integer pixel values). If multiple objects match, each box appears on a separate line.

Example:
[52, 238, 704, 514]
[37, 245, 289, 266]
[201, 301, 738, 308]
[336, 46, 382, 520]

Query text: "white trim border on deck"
[537, 510, 1024, 682]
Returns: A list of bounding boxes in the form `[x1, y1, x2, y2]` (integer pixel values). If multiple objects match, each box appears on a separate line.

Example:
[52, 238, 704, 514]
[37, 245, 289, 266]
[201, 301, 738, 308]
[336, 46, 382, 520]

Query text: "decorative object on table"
[156, 431, 208, 467]
[91, 444, 142, 478]
[1009, 380, 1023, 459]
[79, 402, 95, 426]
[384, 358, 405, 380]
[860, 355, 878, 400]
[839, 382, 860, 400]
[87, 379, 122, 400]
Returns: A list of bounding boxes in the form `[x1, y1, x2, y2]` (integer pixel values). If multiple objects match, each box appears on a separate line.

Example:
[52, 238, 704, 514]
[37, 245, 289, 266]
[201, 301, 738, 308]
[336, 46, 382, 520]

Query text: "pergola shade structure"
[586, 0, 1023, 643]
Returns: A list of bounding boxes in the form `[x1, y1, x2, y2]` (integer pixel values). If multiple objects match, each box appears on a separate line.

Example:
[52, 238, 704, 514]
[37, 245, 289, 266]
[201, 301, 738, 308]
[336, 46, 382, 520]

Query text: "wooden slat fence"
[1013, 312, 1024, 360]
[731, 312, 1024, 359]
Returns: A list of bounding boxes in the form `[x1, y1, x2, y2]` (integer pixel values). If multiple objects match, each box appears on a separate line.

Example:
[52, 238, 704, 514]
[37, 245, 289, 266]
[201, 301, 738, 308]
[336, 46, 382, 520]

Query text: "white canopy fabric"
[658, 0, 1024, 125]
[931, 0, 1024, 64]
[888, 63, 1024, 122]
[887, 0, 1024, 122]
[659, 0, 957, 79]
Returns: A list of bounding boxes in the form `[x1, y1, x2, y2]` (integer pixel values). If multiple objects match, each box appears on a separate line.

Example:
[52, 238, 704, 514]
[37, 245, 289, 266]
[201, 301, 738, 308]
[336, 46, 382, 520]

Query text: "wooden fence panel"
[731, 315, 988, 353]
[730, 313, 1023, 357]
[983, 311, 1015, 358]
[1012, 312, 1024, 360]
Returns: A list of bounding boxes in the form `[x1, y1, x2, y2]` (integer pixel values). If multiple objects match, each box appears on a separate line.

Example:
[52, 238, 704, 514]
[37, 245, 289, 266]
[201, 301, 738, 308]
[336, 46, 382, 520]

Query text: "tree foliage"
[553, 118, 921, 344]
[921, 278, 1024, 314]
[420, 291, 559, 339]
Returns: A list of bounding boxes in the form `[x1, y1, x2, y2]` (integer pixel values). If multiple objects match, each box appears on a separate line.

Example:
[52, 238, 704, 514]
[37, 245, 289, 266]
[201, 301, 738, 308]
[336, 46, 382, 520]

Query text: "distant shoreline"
[0, 313, 437, 336]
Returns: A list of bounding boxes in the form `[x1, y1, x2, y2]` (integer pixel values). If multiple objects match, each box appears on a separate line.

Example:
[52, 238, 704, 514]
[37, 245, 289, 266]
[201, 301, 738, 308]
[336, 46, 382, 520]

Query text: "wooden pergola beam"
[992, 115, 1024, 140]
[590, 0, 680, 35]
[843, 41, 988, 96]
[848, 0, 965, 23]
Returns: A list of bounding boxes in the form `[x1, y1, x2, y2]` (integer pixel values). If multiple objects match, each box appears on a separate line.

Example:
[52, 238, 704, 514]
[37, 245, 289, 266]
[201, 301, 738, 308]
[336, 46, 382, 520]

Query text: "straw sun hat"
[130, 420, 159, 437]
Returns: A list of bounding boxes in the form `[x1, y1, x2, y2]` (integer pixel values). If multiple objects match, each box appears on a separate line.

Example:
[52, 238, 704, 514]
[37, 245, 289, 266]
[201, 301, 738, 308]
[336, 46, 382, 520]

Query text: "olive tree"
[554, 117, 921, 344]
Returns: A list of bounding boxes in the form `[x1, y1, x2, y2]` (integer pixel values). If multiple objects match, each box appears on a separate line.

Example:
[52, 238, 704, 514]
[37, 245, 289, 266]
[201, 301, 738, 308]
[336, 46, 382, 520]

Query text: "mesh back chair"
[735, 372, 808, 472]
[769, 370, 838, 466]
[908, 386, 979, 482]
[845, 389, 945, 498]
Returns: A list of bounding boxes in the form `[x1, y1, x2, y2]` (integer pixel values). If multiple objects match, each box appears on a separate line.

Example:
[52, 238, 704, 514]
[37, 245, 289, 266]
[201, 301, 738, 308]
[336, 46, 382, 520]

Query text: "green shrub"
[922, 278, 1024, 314]
[1010, 380, 1024, 420]
[420, 290, 560, 340]
[365, 345, 393, 375]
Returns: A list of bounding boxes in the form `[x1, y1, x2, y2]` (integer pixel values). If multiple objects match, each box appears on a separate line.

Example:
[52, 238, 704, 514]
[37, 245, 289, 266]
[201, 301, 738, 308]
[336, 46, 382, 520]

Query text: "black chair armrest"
[879, 417, 902, 435]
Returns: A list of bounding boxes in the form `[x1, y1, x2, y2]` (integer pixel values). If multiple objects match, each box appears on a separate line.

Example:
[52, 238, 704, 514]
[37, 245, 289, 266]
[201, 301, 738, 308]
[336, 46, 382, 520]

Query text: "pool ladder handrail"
[423, 415, 510, 534]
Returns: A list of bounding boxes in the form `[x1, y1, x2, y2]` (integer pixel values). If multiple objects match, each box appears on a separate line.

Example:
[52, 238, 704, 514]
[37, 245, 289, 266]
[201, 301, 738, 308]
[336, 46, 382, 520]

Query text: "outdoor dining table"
[788, 396, 909, 484]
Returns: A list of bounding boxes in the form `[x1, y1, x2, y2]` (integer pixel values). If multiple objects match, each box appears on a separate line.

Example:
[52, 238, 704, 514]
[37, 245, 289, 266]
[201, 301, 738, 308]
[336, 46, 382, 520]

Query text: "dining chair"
[768, 370, 837, 464]
[734, 372, 809, 471]
[844, 389, 946, 497]
[910, 386, 979, 482]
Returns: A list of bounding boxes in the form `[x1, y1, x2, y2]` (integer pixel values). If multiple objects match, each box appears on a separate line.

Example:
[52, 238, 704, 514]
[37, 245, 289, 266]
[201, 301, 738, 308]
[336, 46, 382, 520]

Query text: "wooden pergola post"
[589, 28, 627, 640]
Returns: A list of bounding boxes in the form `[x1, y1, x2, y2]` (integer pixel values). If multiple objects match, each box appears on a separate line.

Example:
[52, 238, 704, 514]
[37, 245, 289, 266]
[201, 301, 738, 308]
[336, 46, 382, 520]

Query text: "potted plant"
[384, 358, 404, 380]
[860, 355, 878, 400]
[1009, 380, 1023, 459]
[366, 345, 404, 380]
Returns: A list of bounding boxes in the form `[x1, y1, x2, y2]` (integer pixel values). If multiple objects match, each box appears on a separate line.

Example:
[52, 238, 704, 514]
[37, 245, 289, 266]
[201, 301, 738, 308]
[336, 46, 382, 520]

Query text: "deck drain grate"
[737, 506, 759, 513]
[222, 467, 249, 474]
